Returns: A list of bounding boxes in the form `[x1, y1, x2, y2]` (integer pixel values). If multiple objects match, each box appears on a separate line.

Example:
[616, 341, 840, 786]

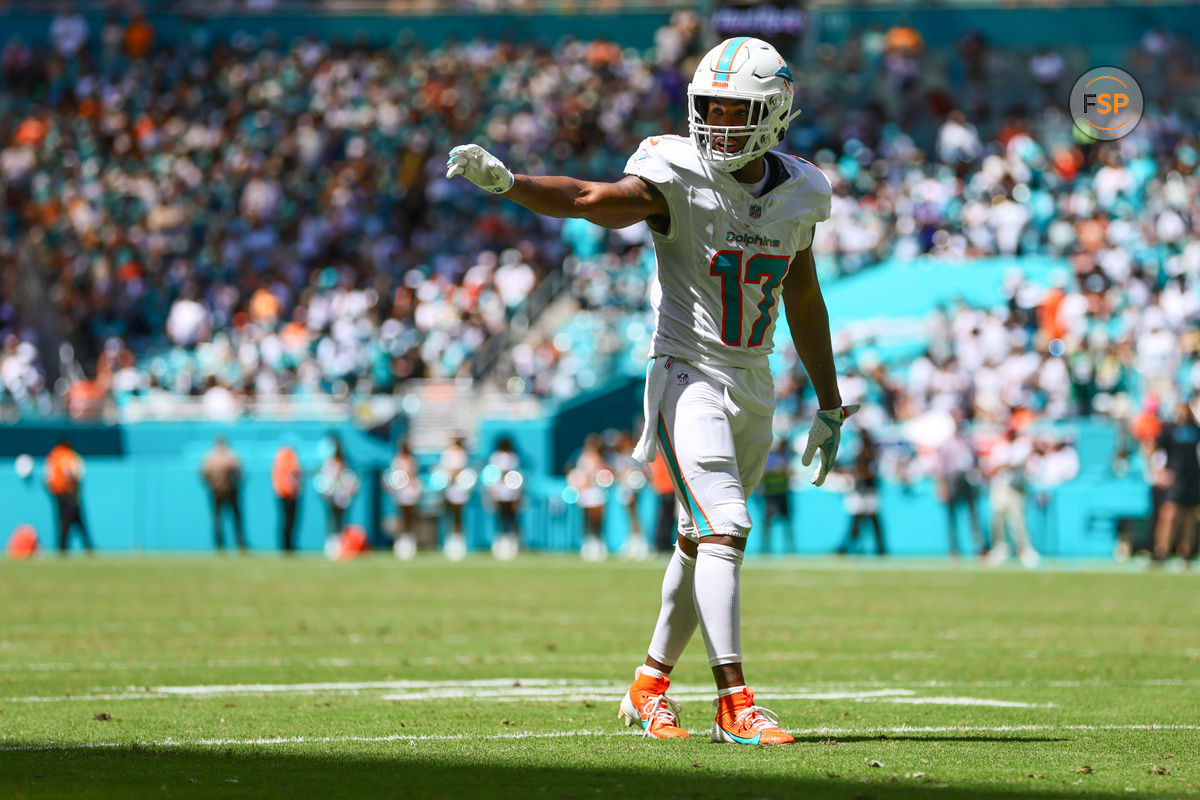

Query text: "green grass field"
[1, 554, 1198, 799]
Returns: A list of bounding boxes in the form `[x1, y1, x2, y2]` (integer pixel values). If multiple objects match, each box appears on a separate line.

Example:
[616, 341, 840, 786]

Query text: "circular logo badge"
[1069, 67, 1143, 141]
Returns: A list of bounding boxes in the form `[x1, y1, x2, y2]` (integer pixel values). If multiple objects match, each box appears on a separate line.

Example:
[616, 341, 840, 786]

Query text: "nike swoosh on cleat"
[721, 728, 761, 745]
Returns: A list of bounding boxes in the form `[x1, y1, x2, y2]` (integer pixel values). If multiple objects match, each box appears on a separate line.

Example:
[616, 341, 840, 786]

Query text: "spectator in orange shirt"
[122, 13, 153, 59]
[1130, 396, 1165, 551]
[884, 24, 923, 55]
[44, 438, 93, 554]
[1039, 285, 1066, 343]
[648, 449, 677, 553]
[249, 287, 281, 325]
[272, 441, 302, 553]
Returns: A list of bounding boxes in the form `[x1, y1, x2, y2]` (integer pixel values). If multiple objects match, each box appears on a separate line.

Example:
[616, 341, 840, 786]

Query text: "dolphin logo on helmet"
[687, 38, 802, 173]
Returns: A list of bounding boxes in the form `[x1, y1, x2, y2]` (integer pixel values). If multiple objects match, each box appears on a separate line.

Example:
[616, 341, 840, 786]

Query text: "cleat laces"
[729, 692, 783, 732]
[639, 693, 683, 735]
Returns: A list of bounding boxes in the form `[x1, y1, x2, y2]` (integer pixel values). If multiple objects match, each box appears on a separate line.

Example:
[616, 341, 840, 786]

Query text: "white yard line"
[376, 686, 1049, 708]
[1, 680, 1051, 708]
[2, 678, 606, 704]
[1, 674, 1170, 705]
[854, 696, 1050, 708]
[5, 674, 1198, 701]
[2, 724, 1198, 753]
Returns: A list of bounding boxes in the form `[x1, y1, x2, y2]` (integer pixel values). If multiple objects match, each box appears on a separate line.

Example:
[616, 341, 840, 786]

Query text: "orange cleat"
[618, 668, 690, 738]
[711, 687, 794, 745]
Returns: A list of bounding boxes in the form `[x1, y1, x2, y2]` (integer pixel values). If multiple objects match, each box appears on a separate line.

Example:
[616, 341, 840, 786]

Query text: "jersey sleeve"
[623, 137, 681, 240]
[790, 159, 833, 251]
[800, 162, 833, 228]
[623, 137, 675, 187]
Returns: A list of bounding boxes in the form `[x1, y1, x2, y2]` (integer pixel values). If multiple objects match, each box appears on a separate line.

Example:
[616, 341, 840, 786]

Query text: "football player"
[448, 37, 856, 745]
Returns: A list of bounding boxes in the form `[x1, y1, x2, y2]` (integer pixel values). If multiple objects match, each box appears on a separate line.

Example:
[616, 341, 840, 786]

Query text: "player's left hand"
[445, 144, 514, 194]
[802, 404, 860, 487]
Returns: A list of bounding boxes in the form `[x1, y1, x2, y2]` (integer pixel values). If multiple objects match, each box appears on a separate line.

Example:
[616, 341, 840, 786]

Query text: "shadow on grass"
[3, 745, 1139, 800]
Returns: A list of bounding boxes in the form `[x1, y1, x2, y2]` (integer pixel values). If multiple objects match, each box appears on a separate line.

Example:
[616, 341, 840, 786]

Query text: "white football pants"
[655, 358, 773, 541]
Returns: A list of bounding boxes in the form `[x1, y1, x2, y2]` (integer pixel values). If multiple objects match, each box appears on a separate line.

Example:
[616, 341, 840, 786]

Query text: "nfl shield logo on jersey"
[749, 204, 762, 220]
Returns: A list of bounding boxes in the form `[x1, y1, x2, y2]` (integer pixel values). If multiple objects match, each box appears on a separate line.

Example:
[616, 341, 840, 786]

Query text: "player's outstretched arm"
[505, 174, 667, 230]
[447, 144, 667, 230]
[782, 246, 857, 486]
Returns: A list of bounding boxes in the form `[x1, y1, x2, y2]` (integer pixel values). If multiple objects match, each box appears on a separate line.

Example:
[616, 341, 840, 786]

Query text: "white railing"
[394, 380, 543, 452]
[113, 383, 544, 429]
[118, 394, 351, 422]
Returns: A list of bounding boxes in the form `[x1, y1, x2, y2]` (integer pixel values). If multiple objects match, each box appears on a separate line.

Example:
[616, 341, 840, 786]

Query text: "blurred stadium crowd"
[1, 8, 1198, 443]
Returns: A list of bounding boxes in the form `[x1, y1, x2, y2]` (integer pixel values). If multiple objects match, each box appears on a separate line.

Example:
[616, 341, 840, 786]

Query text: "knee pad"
[692, 467, 751, 538]
[713, 501, 752, 538]
[689, 499, 750, 538]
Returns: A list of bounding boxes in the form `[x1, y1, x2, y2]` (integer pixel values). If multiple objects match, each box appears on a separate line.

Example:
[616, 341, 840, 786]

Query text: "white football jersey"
[623, 135, 831, 372]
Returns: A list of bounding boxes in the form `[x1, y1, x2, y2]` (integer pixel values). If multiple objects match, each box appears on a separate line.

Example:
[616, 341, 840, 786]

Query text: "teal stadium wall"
[1, 415, 1146, 558]
[0, 422, 394, 553]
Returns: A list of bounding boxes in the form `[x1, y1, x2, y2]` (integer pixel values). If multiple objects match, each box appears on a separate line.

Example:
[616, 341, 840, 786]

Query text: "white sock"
[645, 546, 699, 667]
[636, 665, 667, 680]
[694, 542, 743, 667]
[717, 684, 747, 698]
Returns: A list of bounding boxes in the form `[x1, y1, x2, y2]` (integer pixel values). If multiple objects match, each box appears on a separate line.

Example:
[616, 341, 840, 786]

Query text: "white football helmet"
[687, 37, 800, 172]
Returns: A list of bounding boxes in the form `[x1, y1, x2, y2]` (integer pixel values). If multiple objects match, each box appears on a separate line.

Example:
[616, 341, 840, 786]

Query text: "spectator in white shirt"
[984, 427, 1039, 567]
[49, 12, 89, 59]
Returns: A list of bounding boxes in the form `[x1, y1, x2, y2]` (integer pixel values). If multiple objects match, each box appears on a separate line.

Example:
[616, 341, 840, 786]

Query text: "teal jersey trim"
[656, 414, 714, 536]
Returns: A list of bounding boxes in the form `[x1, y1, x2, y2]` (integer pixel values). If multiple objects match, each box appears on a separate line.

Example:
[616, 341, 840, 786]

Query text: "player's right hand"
[446, 144, 514, 194]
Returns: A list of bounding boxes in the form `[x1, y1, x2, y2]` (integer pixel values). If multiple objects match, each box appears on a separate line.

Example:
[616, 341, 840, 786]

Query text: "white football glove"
[445, 143, 514, 194]
[801, 404, 860, 487]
